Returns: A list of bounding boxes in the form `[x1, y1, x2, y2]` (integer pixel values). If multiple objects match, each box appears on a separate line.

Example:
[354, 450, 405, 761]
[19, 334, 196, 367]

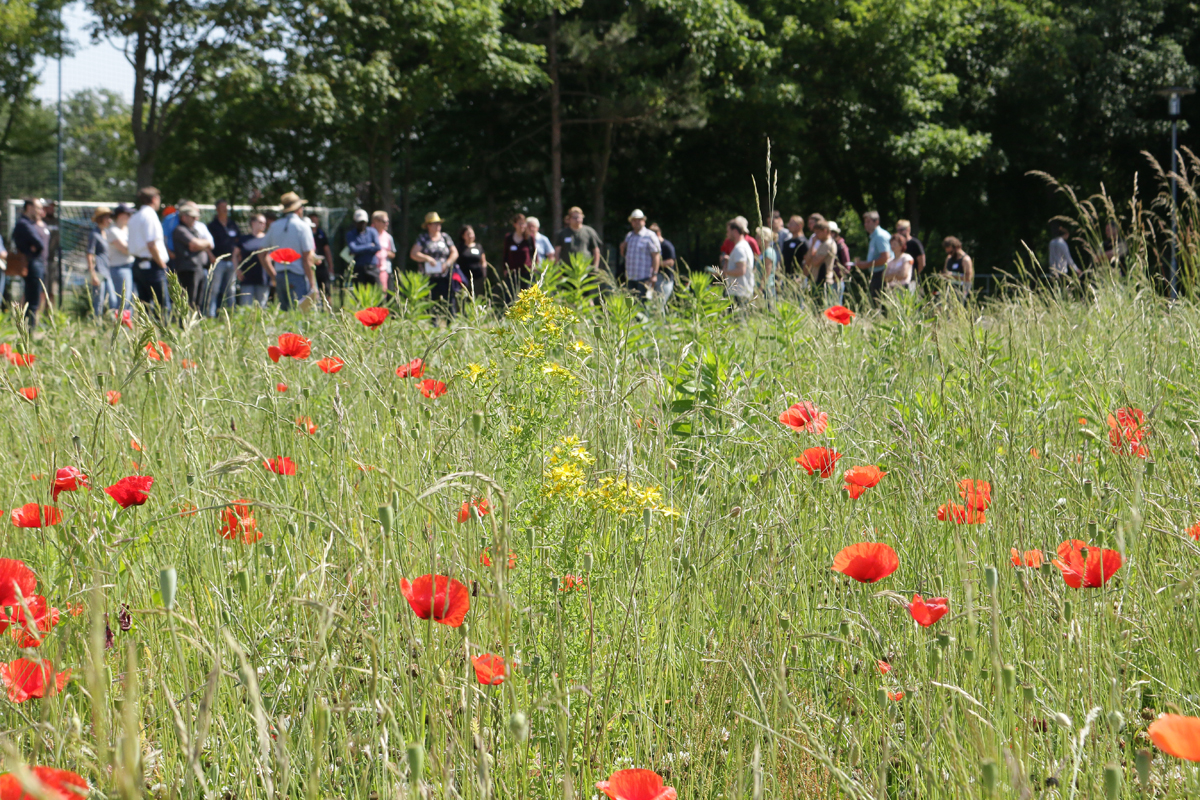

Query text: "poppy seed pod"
[582, 552, 593, 572]
[186, 473, 195, 486]
[1063, 600, 1073, 625]
[875, 687, 887, 708]
[839, 620, 850, 638]
[509, 711, 529, 742]
[984, 566, 998, 591]
[779, 612, 790, 631]
[1145, 460, 1155, 478]
[1002, 664, 1016, 691]
[593, 325, 602, 340]
[964, 647, 975, 663]
[234, 570, 249, 595]
[1083, 479, 1093, 498]
[1088, 520, 1098, 538]
[980, 759, 997, 796]
[936, 632, 950, 650]
[1022, 685, 1035, 703]
[159, 567, 177, 611]
[407, 743, 424, 784]
[643, 508, 652, 530]
[1135, 749, 1151, 790]
[1103, 763, 1121, 800]
[302, 386, 309, 398]
[379, 506, 393, 535]
[471, 410, 485, 436]
[550, 577, 560, 593]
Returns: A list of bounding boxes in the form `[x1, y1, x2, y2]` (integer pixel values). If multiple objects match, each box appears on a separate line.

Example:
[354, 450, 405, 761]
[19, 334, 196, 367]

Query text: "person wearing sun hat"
[410, 211, 459, 313]
[86, 206, 116, 318]
[265, 190, 317, 311]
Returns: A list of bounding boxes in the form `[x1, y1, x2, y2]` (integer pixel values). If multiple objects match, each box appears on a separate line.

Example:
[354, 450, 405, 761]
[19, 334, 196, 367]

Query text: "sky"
[34, 3, 134, 104]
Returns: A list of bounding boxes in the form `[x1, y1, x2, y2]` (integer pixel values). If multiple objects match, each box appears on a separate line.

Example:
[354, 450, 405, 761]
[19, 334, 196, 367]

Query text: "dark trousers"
[175, 269, 205, 310]
[869, 269, 884, 303]
[133, 263, 171, 315]
[23, 258, 45, 329]
[277, 271, 307, 311]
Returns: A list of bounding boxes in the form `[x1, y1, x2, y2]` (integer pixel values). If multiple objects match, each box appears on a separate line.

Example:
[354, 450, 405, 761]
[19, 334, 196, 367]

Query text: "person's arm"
[86, 252, 99, 286]
[651, 251, 661, 277]
[446, 244, 459, 272]
[915, 253, 926, 272]
[619, 238, 627, 259]
[188, 237, 208, 253]
[110, 233, 129, 256]
[409, 243, 433, 264]
[590, 246, 601, 269]
[554, 245, 563, 262]
[962, 255, 974, 285]
[303, 250, 317, 290]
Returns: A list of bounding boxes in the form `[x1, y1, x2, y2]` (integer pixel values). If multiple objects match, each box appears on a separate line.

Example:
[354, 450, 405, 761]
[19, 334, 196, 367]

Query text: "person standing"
[86, 207, 116, 318]
[455, 225, 488, 298]
[410, 212, 459, 312]
[895, 219, 926, 274]
[172, 203, 213, 311]
[127, 187, 171, 314]
[371, 211, 396, 294]
[882, 231, 915, 293]
[310, 213, 335, 301]
[206, 200, 241, 317]
[106, 204, 135, 313]
[853, 211, 892, 302]
[804, 220, 841, 307]
[720, 215, 761, 266]
[265, 191, 318, 311]
[552, 206, 602, 270]
[345, 209, 381, 287]
[720, 218, 756, 305]
[619, 209, 661, 298]
[1102, 220, 1127, 274]
[11, 198, 50, 329]
[501, 212, 534, 303]
[162, 199, 187, 264]
[755, 226, 779, 308]
[649, 223, 676, 270]
[526, 217, 555, 267]
[941, 236, 974, 298]
[1048, 225, 1081, 279]
[771, 211, 790, 246]
[236, 213, 272, 307]
[780, 215, 808, 280]
[830, 221, 852, 274]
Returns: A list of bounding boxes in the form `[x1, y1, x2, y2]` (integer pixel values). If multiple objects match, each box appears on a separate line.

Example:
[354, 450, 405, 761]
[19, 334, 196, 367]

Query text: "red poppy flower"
[779, 401, 828, 433]
[399, 574, 470, 627]
[596, 769, 677, 800]
[0, 766, 88, 800]
[296, 416, 317, 435]
[907, 594, 949, 627]
[0, 344, 8, 356]
[0, 658, 70, 703]
[843, 465, 886, 499]
[1079, 417, 1087, 426]
[457, 497, 491, 523]
[8, 596, 60, 647]
[145, 341, 172, 361]
[937, 502, 985, 524]
[276, 383, 288, 393]
[106, 390, 121, 405]
[796, 447, 842, 478]
[6, 352, 35, 367]
[267, 333, 312, 363]
[104, 475, 154, 508]
[1029, 447, 1041, 459]
[130, 438, 143, 452]
[831, 542, 899, 583]
[181, 359, 196, 369]
[1189, 523, 1200, 542]
[355, 307, 390, 329]
[1052, 539, 1122, 588]
[263, 456, 297, 475]
[117, 308, 133, 328]
[0, 560, 37, 610]
[316, 356, 344, 374]
[10, 504, 62, 528]
[1010, 548, 1044, 568]
[178, 502, 198, 517]
[479, 550, 517, 569]
[219, 501, 262, 544]
[888, 691, 905, 702]
[1147, 714, 1200, 762]
[824, 305, 855, 325]
[17, 387, 38, 402]
[271, 247, 301, 263]
[471, 653, 506, 686]
[396, 358, 425, 378]
[877, 660, 892, 675]
[561, 574, 585, 591]
[1107, 407, 1149, 458]
[958, 479, 991, 511]
[418, 379, 447, 398]
[50, 467, 88, 502]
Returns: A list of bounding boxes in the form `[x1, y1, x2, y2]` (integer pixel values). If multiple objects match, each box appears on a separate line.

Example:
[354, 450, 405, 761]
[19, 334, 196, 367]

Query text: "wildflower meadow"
[0, 269, 1199, 799]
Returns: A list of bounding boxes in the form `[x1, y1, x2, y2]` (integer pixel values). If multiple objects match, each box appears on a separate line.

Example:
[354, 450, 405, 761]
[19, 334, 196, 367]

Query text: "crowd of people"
[3, 184, 1099, 330]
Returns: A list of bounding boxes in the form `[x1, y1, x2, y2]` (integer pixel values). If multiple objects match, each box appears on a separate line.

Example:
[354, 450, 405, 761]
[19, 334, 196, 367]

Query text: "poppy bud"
[471, 410, 485, 436]
[1103, 763, 1121, 800]
[186, 473, 195, 486]
[1107, 710, 1124, 732]
[839, 620, 850, 638]
[643, 508, 652, 529]
[1145, 460, 1155, 478]
[550, 577, 560, 593]
[928, 647, 941, 672]
[730, 506, 742, 518]
[1063, 600, 1073, 625]
[379, 506, 393, 535]
[779, 612, 790, 631]
[1083, 479, 1093, 499]
[1001, 664, 1016, 691]
[302, 386, 309, 398]
[980, 759, 997, 796]
[509, 711, 529, 742]
[936, 632, 950, 650]
[582, 552, 593, 572]
[875, 687, 887, 708]
[667, 458, 677, 470]
[526, 529, 535, 549]
[593, 325, 602, 340]
[1088, 520, 1098, 538]
[459, 622, 470, 639]
[1135, 749, 1151, 790]
[1052, 712, 1073, 729]
[410, 427, 419, 440]
[1039, 560, 1053, 578]
[1022, 685, 1035, 703]
[234, 570, 249, 595]
[289, 522, 300, 538]
[407, 742, 424, 785]
[739, 603, 749, 618]
[964, 647, 975, 663]
[159, 567, 177, 611]
[984, 566, 998, 591]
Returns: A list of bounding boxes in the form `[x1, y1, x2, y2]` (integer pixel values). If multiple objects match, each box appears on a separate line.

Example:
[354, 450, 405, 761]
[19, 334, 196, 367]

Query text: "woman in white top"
[720, 218, 756, 304]
[106, 204, 135, 311]
[882, 231, 914, 292]
[371, 211, 396, 294]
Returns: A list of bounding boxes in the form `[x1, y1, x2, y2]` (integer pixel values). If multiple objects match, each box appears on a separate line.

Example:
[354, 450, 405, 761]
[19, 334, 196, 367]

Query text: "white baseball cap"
[353, 208, 368, 223]
[828, 221, 841, 234]
[629, 209, 646, 220]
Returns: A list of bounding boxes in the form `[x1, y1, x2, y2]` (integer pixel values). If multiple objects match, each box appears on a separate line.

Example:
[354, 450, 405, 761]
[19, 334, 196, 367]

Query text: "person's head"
[114, 203, 133, 227]
[567, 206, 584, 229]
[787, 215, 803, 235]
[525, 216, 541, 236]
[727, 217, 747, 240]
[178, 202, 200, 226]
[1053, 224, 1069, 240]
[280, 191, 306, 217]
[92, 206, 113, 229]
[943, 236, 963, 255]
[136, 187, 161, 210]
[215, 199, 229, 218]
[371, 210, 389, 231]
[807, 213, 825, 233]
[22, 198, 44, 220]
[628, 209, 646, 231]
[510, 213, 526, 235]
[895, 219, 912, 237]
[890, 232, 906, 254]
[249, 213, 267, 235]
[1105, 220, 1119, 238]
[353, 208, 369, 230]
[771, 210, 784, 232]
[649, 222, 664, 242]
[756, 226, 775, 246]
[828, 221, 842, 240]
[423, 211, 445, 237]
[308, 212, 322, 230]
[814, 220, 831, 241]
[862, 210, 880, 233]
[460, 224, 476, 245]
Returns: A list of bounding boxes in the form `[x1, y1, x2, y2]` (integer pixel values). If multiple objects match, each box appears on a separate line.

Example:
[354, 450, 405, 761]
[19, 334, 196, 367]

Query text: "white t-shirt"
[106, 224, 134, 267]
[727, 239, 756, 298]
[128, 205, 167, 265]
[377, 231, 394, 274]
[884, 253, 914, 286]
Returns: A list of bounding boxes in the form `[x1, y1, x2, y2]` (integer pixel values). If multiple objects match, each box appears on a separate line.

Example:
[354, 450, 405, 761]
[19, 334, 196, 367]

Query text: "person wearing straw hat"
[265, 190, 317, 311]
[86, 206, 116, 318]
[410, 211, 459, 313]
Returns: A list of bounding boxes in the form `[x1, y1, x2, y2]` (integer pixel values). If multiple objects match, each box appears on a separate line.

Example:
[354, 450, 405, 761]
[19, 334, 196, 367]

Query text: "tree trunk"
[549, 9, 562, 235]
[130, 30, 155, 187]
[592, 120, 613, 243]
[399, 132, 412, 264]
[905, 181, 920, 235]
[379, 130, 394, 217]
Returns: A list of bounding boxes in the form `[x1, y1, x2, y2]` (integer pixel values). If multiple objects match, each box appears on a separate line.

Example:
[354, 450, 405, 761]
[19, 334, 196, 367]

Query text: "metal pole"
[1171, 118, 1179, 300]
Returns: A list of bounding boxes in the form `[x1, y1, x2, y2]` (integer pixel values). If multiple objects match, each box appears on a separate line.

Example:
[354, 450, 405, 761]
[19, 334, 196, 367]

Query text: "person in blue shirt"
[345, 209, 381, 286]
[161, 198, 187, 264]
[12, 198, 50, 329]
[525, 217, 555, 266]
[853, 210, 893, 303]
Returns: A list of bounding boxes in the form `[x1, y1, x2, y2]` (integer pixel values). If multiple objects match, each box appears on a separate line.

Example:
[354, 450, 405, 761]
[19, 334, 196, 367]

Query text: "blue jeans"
[276, 271, 307, 311]
[24, 259, 45, 329]
[132, 262, 171, 316]
[206, 260, 237, 317]
[91, 275, 118, 317]
[237, 283, 270, 307]
[111, 267, 133, 311]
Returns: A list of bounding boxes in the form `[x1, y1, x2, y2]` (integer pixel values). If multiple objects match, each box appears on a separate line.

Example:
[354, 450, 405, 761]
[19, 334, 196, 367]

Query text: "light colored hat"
[629, 209, 646, 220]
[280, 191, 306, 213]
[353, 209, 369, 223]
[92, 205, 113, 223]
[178, 202, 200, 217]
[828, 221, 841, 234]
[423, 211, 445, 226]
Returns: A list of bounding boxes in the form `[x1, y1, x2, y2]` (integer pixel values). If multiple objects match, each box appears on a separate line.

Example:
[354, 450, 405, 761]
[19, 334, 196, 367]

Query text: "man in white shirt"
[127, 186, 170, 314]
[720, 217, 755, 304]
[265, 191, 317, 311]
